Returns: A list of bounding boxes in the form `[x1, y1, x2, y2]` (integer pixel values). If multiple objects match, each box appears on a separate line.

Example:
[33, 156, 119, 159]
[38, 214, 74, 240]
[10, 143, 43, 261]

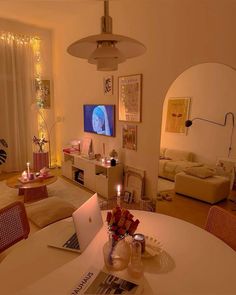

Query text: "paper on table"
[71, 267, 143, 295]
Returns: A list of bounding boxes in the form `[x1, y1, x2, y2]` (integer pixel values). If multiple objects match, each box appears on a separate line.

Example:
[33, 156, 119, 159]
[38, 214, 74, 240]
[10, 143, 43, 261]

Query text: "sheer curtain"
[0, 35, 35, 172]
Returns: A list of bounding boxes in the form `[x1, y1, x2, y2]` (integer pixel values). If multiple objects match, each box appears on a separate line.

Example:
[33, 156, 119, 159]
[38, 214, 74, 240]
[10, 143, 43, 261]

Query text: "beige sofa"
[159, 148, 202, 181]
[175, 171, 230, 204]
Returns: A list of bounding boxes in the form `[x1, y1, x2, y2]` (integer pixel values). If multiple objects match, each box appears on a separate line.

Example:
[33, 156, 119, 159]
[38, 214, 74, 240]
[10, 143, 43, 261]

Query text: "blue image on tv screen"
[83, 105, 115, 137]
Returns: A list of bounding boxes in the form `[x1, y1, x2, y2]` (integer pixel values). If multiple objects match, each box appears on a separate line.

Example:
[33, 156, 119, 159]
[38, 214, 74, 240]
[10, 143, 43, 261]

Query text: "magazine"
[71, 268, 143, 295]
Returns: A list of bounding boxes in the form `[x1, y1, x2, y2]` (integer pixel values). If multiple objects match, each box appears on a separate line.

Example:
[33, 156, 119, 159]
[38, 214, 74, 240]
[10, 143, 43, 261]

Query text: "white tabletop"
[0, 210, 236, 295]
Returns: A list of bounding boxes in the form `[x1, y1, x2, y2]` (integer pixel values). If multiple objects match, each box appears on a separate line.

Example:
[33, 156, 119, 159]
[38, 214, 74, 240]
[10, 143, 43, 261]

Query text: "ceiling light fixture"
[67, 0, 146, 71]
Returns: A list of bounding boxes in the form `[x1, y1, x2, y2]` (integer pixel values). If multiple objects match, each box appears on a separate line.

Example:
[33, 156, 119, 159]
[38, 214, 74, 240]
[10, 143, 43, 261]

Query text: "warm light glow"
[117, 184, 121, 197]
[0, 32, 35, 45]
[22, 171, 28, 180]
[31, 36, 48, 138]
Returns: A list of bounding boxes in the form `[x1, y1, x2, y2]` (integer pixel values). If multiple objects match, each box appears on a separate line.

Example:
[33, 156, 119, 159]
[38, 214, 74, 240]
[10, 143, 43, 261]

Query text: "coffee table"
[6, 174, 57, 203]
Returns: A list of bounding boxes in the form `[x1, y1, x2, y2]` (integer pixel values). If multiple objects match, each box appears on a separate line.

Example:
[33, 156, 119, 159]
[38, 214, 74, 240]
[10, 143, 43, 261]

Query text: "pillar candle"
[26, 162, 30, 175]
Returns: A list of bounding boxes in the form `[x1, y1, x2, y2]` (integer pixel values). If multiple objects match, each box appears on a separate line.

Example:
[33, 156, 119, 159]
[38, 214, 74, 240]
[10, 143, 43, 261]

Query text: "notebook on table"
[48, 193, 103, 253]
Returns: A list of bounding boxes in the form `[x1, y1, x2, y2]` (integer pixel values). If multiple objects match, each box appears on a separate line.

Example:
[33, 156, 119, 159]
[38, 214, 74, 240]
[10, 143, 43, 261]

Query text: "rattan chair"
[0, 201, 30, 253]
[205, 205, 236, 251]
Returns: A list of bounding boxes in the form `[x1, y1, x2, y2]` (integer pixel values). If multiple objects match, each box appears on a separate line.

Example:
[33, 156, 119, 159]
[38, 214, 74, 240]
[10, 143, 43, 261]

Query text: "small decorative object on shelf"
[33, 135, 48, 153]
[110, 158, 116, 166]
[103, 207, 140, 271]
[109, 149, 118, 159]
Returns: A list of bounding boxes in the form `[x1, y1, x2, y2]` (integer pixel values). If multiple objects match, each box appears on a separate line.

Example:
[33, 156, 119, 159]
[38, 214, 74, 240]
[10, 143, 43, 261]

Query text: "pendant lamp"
[67, 0, 146, 71]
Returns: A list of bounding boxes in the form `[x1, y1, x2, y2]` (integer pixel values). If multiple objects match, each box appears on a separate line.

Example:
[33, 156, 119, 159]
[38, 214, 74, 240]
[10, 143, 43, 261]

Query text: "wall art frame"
[165, 97, 191, 134]
[122, 124, 137, 150]
[118, 74, 142, 122]
[103, 75, 113, 96]
[124, 166, 145, 203]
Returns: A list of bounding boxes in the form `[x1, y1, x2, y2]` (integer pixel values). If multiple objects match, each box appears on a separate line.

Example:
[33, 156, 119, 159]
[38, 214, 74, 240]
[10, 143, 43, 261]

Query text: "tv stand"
[61, 152, 123, 199]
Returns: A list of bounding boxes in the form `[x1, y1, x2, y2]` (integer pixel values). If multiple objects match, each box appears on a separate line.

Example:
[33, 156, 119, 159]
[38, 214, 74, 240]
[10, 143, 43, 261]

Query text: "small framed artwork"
[118, 74, 142, 122]
[122, 124, 137, 150]
[35, 79, 51, 108]
[103, 75, 113, 95]
[124, 166, 145, 203]
[124, 191, 133, 203]
[81, 137, 92, 156]
[165, 97, 191, 134]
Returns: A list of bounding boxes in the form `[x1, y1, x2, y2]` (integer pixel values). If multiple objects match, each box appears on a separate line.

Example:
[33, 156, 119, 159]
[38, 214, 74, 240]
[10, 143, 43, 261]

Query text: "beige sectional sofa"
[175, 171, 230, 204]
[159, 147, 202, 181]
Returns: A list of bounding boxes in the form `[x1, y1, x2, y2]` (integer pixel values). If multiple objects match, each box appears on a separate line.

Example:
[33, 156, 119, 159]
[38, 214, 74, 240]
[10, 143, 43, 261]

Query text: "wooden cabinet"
[62, 152, 123, 199]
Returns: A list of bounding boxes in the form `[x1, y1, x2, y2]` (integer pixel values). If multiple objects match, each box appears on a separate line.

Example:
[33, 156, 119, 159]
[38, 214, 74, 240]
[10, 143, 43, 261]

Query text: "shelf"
[62, 152, 123, 199]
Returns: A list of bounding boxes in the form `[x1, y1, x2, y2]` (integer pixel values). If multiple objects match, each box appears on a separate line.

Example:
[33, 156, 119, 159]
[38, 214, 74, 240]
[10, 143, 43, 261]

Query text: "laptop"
[48, 193, 103, 253]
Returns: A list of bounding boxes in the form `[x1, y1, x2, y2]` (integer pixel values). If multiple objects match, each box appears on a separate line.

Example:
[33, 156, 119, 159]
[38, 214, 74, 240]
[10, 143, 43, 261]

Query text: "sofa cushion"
[184, 166, 215, 179]
[165, 148, 193, 161]
[26, 197, 76, 228]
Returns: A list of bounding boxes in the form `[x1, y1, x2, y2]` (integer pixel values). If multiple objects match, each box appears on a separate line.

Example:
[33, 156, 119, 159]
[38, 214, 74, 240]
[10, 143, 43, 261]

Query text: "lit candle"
[117, 184, 121, 197]
[117, 185, 121, 206]
[26, 162, 30, 176]
[22, 171, 28, 181]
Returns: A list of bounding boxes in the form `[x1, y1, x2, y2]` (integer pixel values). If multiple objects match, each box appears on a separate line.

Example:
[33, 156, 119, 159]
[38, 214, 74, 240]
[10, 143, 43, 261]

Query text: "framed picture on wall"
[118, 74, 142, 122]
[122, 124, 137, 150]
[103, 75, 113, 95]
[165, 97, 191, 134]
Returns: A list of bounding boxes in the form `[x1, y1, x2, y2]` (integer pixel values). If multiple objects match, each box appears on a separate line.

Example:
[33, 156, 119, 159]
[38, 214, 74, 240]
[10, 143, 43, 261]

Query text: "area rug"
[0, 177, 93, 209]
[157, 177, 175, 193]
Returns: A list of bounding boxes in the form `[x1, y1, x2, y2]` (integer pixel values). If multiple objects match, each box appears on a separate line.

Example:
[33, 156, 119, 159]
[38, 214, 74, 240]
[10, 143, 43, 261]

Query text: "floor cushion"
[26, 196, 76, 228]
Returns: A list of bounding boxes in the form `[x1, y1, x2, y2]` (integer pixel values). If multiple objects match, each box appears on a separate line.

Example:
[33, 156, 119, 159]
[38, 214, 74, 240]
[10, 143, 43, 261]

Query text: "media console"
[61, 152, 123, 199]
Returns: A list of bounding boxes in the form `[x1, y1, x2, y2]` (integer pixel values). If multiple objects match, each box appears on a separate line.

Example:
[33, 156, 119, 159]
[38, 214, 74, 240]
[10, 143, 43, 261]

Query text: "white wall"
[0, 18, 52, 80]
[52, 0, 236, 198]
[161, 63, 236, 164]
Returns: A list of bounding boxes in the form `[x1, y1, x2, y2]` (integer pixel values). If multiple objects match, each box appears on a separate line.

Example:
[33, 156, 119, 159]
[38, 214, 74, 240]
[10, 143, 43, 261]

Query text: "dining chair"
[205, 205, 236, 251]
[0, 201, 30, 253]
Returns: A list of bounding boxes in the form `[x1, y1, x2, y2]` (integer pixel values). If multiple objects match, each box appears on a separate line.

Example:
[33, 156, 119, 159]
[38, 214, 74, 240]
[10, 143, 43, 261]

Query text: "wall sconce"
[185, 112, 235, 157]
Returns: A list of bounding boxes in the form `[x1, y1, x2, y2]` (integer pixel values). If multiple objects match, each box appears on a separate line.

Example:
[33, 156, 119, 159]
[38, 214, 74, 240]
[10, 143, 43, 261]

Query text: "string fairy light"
[0, 31, 46, 139]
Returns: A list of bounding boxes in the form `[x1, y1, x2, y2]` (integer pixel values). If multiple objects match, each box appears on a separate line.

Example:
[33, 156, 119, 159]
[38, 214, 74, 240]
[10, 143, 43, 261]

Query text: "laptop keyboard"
[63, 233, 80, 250]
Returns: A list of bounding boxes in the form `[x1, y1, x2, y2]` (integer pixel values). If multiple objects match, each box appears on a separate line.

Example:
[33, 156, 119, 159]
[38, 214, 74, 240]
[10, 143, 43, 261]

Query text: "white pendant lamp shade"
[67, 1, 146, 71]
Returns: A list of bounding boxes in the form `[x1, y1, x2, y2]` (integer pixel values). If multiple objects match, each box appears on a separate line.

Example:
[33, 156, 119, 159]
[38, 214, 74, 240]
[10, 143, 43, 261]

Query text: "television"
[83, 104, 115, 137]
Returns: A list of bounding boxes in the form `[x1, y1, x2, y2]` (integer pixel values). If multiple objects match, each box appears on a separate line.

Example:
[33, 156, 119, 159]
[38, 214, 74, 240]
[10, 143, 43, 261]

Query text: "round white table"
[0, 210, 236, 295]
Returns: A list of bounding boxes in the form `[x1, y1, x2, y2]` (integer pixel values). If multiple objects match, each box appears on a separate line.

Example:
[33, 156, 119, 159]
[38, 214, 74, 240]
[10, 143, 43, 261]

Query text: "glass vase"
[103, 237, 131, 271]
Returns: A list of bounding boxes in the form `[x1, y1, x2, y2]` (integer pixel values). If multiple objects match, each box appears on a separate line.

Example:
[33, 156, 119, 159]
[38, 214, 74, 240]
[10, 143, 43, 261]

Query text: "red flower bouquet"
[106, 206, 140, 241]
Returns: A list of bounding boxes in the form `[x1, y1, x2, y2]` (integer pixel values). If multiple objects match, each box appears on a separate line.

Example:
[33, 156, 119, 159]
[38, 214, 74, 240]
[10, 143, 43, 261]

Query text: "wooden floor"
[1, 170, 236, 229]
[156, 190, 236, 228]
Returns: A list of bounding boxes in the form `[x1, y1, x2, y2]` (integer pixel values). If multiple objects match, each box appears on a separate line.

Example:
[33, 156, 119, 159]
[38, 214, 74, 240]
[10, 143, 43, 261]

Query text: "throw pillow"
[26, 197, 76, 228]
[184, 166, 215, 179]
